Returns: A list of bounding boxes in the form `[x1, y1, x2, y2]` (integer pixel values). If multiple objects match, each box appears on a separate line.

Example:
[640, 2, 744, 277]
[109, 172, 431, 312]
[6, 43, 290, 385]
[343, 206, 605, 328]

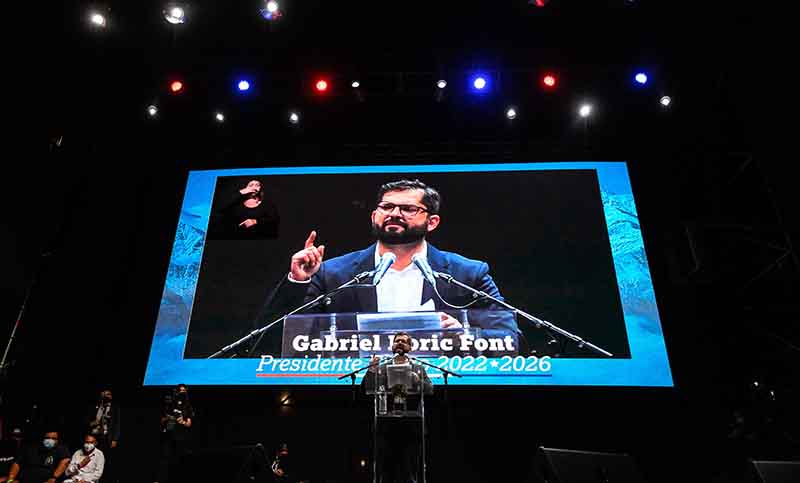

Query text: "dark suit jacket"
[87, 403, 121, 444]
[263, 243, 519, 353]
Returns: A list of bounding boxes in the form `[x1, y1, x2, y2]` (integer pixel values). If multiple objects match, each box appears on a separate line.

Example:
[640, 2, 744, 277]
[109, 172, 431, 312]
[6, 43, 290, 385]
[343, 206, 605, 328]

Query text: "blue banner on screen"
[144, 162, 673, 386]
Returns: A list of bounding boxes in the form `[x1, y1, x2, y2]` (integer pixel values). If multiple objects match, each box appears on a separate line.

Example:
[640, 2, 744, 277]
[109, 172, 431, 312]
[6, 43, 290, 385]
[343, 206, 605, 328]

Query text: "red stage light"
[542, 74, 557, 89]
[315, 79, 328, 92]
[170, 81, 183, 93]
[534, 0, 548, 7]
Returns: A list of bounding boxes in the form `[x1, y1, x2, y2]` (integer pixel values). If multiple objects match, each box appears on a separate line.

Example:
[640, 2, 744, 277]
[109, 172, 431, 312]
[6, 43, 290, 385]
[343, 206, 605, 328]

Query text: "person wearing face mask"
[154, 384, 194, 483]
[361, 332, 433, 483]
[63, 435, 104, 483]
[1, 430, 69, 483]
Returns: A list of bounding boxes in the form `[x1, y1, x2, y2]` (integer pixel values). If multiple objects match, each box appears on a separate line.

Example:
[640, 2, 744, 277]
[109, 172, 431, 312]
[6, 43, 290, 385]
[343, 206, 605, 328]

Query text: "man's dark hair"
[377, 179, 441, 215]
[394, 331, 411, 340]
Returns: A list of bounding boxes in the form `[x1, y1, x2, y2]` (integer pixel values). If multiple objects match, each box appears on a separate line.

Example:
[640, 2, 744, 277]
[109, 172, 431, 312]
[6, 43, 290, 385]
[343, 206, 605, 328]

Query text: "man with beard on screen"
[263, 179, 519, 355]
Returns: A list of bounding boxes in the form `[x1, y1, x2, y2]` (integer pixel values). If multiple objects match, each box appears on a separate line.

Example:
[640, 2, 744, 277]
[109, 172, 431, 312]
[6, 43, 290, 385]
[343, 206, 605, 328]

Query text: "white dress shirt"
[64, 448, 105, 483]
[374, 242, 435, 313]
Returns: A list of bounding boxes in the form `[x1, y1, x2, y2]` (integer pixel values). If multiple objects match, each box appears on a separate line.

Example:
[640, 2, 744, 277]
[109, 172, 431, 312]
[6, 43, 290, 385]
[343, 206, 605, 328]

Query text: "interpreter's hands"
[274, 468, 285, 477]
[80, 454, 93, 467]
[238, 218, 258, 229]
[240, 186, 259, 196]
[289, 231, 326, 281]
[439, 312, 462, 329]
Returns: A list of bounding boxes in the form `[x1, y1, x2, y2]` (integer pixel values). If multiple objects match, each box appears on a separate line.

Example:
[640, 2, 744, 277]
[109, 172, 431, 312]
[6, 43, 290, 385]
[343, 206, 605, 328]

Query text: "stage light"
[634, 72, 648, 85]
[351, 80, 360, 88]
[579, 104, 592, 118]
[170, 81, 183, 93]
[532, 0, 549, 6]
[315, 79, 328, 92]
[146, 105, 158, 117]
[437, 79, 447, 89]
[473, 76, 487, 90]
[238, 80, 251, 91]
[289, 111, 300, 124]
[215, 112, 225, 122]
[164, 4, 186, 24]
[659, 95, 672, 107]
[542, 73, 557, 89]
[89, 12, 107, 27]
[505, 107, 517, 120]
[260, 1, 282, 20]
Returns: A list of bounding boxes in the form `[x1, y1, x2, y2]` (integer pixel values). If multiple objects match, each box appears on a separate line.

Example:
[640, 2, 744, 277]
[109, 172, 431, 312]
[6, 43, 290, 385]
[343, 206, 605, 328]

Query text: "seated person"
[1, 430, 70, 483]
[63, 435, 104, 483]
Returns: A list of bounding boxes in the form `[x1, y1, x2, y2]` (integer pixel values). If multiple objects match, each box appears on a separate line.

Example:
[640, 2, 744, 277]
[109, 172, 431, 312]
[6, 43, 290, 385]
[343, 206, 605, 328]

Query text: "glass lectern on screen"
[144, 162, 672, 387]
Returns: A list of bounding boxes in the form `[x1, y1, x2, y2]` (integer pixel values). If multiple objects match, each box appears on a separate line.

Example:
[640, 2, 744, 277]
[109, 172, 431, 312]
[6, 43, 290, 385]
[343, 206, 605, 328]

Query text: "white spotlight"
[351, 80, 360, 88]
[267, 1, 279, 13]
[505, 107, 517, 120]
[437, 80, 447, 89]
[89, 12, 107, 27]
[289, 112, 300, 124]
[660, 95, 672, 107]
[164, 5, 186, 24]
[215, 112, 225, 122]
[147, 105, 158, 117]
[579, 104, 593, 118]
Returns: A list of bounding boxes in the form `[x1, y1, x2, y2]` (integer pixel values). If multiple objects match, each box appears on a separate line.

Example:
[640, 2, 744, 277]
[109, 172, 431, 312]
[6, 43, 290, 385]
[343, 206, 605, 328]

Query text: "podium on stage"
[363, 357, 433, 483]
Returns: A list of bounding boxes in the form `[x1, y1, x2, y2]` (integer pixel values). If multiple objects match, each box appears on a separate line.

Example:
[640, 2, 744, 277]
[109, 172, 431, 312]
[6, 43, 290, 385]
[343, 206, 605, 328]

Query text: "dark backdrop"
[3, 1, 796, 482]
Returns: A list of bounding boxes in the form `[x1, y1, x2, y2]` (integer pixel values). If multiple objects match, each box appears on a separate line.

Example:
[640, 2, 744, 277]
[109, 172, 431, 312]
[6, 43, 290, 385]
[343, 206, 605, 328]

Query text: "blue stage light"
[634, 72, 648, 85]
[238, 80, 250, 91]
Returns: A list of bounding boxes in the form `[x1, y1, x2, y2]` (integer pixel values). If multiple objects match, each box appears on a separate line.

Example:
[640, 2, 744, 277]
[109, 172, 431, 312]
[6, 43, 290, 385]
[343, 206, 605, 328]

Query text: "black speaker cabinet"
[748, 459, 800, 483]
[533, 446, 647, 483]
[179, 443, 273, 483]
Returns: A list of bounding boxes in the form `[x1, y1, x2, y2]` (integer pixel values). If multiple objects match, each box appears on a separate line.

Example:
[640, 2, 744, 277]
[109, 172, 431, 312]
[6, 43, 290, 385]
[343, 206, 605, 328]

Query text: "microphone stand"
[207, 271, 373, 359]
[406, 355, 461, 403]
[434, 272, 614, 357]
[337, 356, 392, 403]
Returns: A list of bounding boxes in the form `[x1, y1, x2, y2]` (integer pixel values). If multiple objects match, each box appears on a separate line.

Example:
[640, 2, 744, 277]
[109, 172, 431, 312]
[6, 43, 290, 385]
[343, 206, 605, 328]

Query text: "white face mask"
[43, 438, 56, 449]
[84, 443, 95, 452]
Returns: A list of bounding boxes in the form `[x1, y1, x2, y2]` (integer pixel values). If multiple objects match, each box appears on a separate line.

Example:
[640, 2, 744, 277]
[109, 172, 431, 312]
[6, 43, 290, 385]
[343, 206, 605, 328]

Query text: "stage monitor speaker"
[179, 443, 273, 483]
[533, 446, 647, 483]
[749, 459, 800, 483]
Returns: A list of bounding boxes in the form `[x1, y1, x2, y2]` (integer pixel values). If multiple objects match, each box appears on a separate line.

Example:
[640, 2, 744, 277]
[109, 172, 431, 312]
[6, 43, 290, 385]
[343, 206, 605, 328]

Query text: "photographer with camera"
[87, 388, 120, 483]
[153, 384, 194, 483]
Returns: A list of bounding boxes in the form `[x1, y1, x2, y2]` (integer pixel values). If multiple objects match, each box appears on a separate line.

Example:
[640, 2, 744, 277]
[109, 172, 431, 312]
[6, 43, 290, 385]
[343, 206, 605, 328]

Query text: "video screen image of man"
[260, 179, 520, 357]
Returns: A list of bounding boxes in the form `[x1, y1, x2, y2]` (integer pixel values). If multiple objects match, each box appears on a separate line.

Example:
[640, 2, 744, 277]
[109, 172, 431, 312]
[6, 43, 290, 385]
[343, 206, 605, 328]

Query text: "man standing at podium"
[362, 332, 432, 483]
[267, 178, 519, 347]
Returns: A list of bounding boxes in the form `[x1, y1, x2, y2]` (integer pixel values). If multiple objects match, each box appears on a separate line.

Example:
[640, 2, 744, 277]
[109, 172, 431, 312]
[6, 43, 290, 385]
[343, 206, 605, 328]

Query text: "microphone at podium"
[372, 252, 397, 286]
[411, 253, 437, 286]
